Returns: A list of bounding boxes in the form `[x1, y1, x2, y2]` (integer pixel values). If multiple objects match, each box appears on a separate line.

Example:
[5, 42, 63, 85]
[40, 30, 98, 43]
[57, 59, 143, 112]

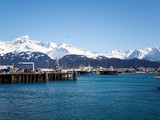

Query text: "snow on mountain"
[0, 35, 159, 62]
[123, 48, 160, 61]
[124, 49, 146, 59]
[104, 48, 160, 62]
[143, 48, 160, 61]
[46, 43, 100, 59]
[47, 47, 69, 59]
[104, 50, 126, 59]
[0, 35, 99, 59]
[0, 35, 57, 55]
[56, 43, 100, 59]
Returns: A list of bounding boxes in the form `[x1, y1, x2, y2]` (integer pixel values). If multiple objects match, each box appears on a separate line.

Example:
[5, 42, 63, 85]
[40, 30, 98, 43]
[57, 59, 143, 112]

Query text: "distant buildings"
[18, 62, 34, 71]
[0, 65, 13, 72]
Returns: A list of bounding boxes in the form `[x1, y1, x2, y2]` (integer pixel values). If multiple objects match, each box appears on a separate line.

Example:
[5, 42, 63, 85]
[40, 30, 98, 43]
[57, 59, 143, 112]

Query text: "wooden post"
[55, 73, 56, 80]
[45, 72, 49, 82]
[38, 74, 42, 82]
[26, 74, 29, 83]
[0, 77, 2, 83]
[23, 74, 25, 83]
[15, 74, 17, 83]
[52, 73, 53, 80]
[30, 74, 32, 83]
[73, 72, 77, 80]
[48, 73, 50, 81]
[59, 73, 61, 80]
[61, 73, 63, 80]
[40, 73, 43, 82]
[38, 74, 40, 82]
[58, 73, 60, 80]
[11, 74, 14, 84]
[33, 73, 36, 82]
[62, 73, 64, 80]
[19, 74, 21, 83]
[67, 73, 69, 80]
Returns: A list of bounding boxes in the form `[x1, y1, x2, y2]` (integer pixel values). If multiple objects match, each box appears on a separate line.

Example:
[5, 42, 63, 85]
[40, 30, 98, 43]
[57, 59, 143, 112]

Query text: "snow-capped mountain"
[104, 48, 160, 62]
[0, 35, 100, 59]
[125, 49, 146, 59]
[0, 35, 56, 56]
[0, 52, 55, 68]
[0, 35, 160, 62]
[143, 48, 160, 61]
[104, 50, 126, 59]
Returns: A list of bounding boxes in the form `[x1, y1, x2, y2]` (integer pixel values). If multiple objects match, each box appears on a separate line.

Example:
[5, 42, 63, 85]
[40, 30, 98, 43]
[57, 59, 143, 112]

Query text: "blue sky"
[0, 0, 160, 52]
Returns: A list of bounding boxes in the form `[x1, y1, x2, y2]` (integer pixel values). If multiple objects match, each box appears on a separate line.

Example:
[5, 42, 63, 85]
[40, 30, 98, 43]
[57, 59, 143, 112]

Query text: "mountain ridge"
[0, 52, 160, 68]
[0, 35, 160, 62]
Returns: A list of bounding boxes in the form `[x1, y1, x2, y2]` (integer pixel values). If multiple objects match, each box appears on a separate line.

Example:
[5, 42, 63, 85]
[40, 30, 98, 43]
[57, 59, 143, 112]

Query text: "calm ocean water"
[0, 73, 160, 120]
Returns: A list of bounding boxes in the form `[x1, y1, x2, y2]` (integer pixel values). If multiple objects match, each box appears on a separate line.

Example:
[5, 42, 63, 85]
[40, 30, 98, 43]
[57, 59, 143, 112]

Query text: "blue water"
[0, 73, 160, 120]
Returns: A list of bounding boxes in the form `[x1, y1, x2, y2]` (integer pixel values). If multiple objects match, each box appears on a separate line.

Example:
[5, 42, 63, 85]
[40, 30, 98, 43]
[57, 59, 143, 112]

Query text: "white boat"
[155, 71, 160, 79]
[155, 76, 160, 79]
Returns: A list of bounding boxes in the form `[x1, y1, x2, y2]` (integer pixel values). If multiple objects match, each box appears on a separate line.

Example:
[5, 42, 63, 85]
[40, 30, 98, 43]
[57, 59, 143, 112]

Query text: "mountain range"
[0, 35, 160, 68]
[0, 35, 160, 62]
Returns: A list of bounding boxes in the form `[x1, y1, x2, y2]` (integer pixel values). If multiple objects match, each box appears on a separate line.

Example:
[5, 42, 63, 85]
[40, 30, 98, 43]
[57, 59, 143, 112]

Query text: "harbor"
[0, 61, 160, 84]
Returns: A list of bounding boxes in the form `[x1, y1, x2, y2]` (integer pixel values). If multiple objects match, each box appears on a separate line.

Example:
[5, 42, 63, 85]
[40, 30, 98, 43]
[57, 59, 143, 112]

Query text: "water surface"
[0, 73, 160, 120]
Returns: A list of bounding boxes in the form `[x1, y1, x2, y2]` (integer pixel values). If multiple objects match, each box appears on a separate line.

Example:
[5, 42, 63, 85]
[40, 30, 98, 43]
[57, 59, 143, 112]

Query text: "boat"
[136, 71, 145, 73]
[155, 76, 160, 79]
[155, 71, 160, 79]
[79, 71, 97, 75]
[100, 66, 118, 75]
[100, 70, 118, 75]
[79, 63, 97, 75]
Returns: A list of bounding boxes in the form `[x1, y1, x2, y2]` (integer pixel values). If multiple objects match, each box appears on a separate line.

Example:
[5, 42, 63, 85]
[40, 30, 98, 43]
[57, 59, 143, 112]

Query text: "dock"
[0, 71, 77, 84]
[100, 70, 118, 75]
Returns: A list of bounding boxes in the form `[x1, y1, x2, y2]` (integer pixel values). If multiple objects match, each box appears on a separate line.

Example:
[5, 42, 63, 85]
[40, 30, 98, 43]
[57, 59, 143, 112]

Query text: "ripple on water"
[0, 73, 160, 120]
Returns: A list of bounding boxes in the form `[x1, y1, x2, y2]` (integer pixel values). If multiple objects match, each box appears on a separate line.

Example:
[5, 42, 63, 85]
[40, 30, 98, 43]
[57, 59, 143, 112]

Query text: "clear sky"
[0, 0, 160, 53]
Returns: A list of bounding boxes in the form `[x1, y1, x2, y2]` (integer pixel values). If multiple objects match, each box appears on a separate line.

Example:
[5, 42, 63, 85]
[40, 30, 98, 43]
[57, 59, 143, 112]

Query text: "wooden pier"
[0, 72, 77, 84]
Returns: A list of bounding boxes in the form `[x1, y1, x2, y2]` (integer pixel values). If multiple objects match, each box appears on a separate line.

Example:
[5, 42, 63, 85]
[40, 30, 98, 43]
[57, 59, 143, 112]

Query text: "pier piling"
[73, 72, 77, 80]
[0, 71, 77, 84]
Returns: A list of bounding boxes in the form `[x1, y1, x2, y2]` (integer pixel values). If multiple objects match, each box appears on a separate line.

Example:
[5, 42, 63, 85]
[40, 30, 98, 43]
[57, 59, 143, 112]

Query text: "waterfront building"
[18, 62, 34, 71]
